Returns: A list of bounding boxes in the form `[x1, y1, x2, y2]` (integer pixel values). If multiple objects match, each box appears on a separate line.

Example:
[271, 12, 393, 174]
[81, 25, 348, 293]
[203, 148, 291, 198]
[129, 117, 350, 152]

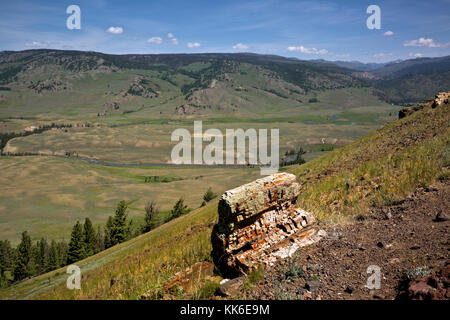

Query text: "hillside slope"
[0, 92, 448, 300]
[0, 50, 448, 119]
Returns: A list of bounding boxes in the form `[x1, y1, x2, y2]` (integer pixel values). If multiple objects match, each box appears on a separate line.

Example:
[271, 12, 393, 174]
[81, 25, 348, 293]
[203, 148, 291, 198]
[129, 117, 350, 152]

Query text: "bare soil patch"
[247, 180, 450, 300]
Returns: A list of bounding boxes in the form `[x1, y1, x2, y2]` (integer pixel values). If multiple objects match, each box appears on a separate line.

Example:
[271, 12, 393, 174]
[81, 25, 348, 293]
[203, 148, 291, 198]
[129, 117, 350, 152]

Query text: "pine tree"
[14, 231, 33, 281]
[295, 146, 306, 165]
[169, 197, 190, 221]
[127, 219, 133, 239]
[67, 221, 86, 264]
[94, 225, 104, 253]
[57, 239, 68, 267]
[143, 200, 159, 233]
[47, 240, 59, 271]
[36, 238, 49, 274]
[104, 216, 113, 249]
[0, 240, 15, 287]
[83, 218, 96, 257]
[203, 187, 217, 202]
[110, 200, 129, 246]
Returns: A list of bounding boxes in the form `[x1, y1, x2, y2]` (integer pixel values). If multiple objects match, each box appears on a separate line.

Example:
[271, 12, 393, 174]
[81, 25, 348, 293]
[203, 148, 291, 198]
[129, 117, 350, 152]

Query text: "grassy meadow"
[0, 94, 446, 300]
[0, 56, 418, 299]
[0, 156, 261, 244]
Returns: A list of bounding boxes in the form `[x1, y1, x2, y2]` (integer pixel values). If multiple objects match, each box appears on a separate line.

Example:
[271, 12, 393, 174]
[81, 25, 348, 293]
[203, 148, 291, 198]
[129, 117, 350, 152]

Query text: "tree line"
[0, 192, 210, 288]
[280, 146, 306, 166]
[0, 123, 75, 153]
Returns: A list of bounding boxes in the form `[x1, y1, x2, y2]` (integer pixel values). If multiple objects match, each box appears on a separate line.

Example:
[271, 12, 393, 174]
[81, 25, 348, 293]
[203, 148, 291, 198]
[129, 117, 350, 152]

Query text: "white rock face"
[211, 172, 325, 277]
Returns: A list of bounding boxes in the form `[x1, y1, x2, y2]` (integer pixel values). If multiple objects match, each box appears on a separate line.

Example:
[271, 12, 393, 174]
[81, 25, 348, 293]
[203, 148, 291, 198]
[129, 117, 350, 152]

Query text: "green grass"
[289, 102, 450, 224]
[1, 97, 447, 300]
[0, 156, 260, 244]
[0, 203, 218, 299]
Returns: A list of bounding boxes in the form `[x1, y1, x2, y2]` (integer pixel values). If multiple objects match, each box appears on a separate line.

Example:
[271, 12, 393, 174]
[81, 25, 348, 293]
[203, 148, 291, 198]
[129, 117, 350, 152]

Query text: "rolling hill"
[0, 50, 449, 119]
[1, 91, 447, 300]
[0, 49, 448, 246]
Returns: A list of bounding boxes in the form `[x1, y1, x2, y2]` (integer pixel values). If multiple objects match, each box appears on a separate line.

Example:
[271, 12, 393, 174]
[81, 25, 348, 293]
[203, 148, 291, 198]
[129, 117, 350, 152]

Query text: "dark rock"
[305, 280, 320, 292]
[398, 107, 414, 119]
[110, 277, 121, 287]
[344, 285, 355, 294]
[434, 210, 449, 222]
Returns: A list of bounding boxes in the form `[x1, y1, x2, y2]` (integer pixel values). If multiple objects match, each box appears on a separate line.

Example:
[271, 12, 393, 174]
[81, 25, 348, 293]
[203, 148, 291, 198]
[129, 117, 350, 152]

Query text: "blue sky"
[0, 0, 449, 62]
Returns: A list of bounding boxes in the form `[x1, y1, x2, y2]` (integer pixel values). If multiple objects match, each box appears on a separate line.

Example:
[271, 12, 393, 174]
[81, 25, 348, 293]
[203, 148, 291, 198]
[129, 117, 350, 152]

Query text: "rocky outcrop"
[175, 104, 199, 115]
[431, 91, 449, 108]
[98, 101, 120, 116]
[28, 78, 70, 94]
[211, 172, 325, 277]
[127, 76, 159, 98]
[405, 264, 450, 300]
[399, 91, 449, 119]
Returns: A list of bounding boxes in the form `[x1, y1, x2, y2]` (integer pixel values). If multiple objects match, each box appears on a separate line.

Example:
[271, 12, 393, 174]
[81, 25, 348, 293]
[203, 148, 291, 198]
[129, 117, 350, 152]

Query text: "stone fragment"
[216, 277, 246, 297]
[406, 265, 450, 300]
[305, 280, 321, 292]
[434, 210, 449, 222]
[345, 285, 355, 294]
[212, 173, 324, 277]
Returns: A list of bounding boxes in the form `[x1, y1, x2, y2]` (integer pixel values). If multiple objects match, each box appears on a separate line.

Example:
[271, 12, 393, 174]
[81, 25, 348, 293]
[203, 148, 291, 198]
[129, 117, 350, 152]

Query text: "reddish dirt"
[247, 181, 450, 300]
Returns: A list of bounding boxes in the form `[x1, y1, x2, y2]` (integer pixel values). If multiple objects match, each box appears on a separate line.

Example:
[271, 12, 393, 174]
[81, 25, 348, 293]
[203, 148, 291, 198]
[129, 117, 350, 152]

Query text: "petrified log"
[211, 172, 325, 277]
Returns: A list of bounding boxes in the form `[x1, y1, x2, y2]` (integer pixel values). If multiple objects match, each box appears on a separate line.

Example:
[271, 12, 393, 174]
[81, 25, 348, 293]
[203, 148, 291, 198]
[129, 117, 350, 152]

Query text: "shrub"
[203, 187, 217, 203]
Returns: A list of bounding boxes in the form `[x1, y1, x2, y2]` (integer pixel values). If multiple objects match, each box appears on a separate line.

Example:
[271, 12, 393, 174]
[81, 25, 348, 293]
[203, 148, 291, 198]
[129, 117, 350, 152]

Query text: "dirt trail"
[248, 180, 449, 300]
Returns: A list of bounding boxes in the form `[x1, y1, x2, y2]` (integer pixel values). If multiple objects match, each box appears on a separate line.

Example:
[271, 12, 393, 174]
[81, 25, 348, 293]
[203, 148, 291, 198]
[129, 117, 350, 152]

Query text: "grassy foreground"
[0, 97, 448, 300]
[0, 203, 218, 299]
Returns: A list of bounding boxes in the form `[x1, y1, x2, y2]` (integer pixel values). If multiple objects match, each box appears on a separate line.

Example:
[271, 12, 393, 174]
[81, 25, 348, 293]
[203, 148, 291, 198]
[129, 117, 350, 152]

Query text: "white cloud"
[384, 30, 394, 36]
[168, 33, 174, 38]
[409, 52, 424, 58]
[25, 41, 50, 47]
[187, 42, 201, 48]
[287, 45, 328, 55]
[372, 52, 393, 58]
[334, 53, 350, 59]
[232, 43, 249, 50]
[147, 36, 163, 44]
[170, 38, 179, 45]
[107, 27, 123, 34]
[403, 37, 448, 48]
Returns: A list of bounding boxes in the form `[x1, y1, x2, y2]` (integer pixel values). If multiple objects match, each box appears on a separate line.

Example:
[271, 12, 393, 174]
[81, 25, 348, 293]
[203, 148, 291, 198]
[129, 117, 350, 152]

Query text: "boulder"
[406, 264, 450, 300]
[211, 172, 325, 277]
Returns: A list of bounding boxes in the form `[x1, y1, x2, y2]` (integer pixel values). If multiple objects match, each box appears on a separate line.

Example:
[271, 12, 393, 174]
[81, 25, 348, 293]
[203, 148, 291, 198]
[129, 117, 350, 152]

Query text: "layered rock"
[211, 172, 325, 277]
[399, 91, 449, 119]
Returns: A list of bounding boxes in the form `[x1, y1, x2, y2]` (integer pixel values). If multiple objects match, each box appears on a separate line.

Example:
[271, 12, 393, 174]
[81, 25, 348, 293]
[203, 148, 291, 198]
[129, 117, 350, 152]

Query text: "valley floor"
[247, 180, 449, 300]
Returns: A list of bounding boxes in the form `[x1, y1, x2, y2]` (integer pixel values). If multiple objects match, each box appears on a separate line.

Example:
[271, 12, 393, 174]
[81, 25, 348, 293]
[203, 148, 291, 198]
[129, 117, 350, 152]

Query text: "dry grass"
[1, 98, 446, 300]
[0, 156, 260, 243]
[289, 102, 450, 224]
